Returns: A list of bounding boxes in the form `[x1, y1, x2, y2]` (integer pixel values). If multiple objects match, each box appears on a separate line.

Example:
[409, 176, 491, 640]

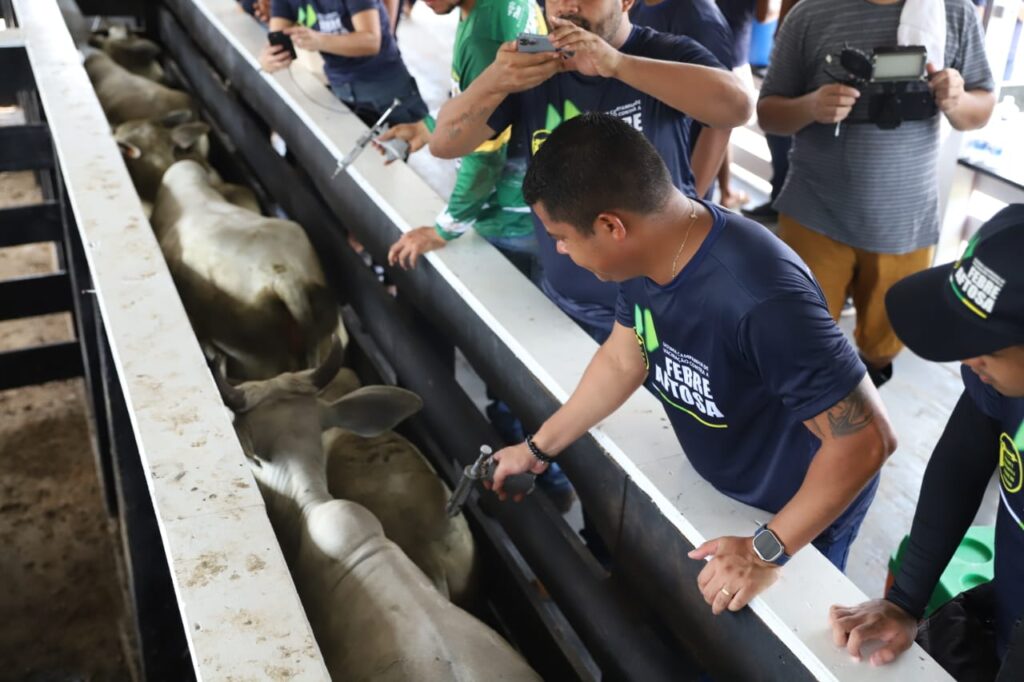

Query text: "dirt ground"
[0, 151, 133, 678]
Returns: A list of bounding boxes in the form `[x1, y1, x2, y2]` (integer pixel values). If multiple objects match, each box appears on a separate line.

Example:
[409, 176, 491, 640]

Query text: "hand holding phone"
[517, 32, 574, 57]
[268, 30, 297, 60]
[517, 33, 556, 53]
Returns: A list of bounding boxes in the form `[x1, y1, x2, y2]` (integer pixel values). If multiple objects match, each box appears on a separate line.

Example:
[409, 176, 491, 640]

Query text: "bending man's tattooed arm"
[825, 385, 874, 437]
[806, 381, 876, 440]
[764, 375, 896, 557]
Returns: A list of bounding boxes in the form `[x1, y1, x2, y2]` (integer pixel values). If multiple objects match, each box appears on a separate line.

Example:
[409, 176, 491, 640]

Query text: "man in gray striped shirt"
[757, 0, 994, 385]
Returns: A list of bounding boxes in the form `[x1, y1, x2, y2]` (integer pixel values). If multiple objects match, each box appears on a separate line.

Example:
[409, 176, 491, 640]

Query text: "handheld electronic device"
[268, 30, 297, 60]
[824, 44, 936, 129]
[517, 32, 574, 57]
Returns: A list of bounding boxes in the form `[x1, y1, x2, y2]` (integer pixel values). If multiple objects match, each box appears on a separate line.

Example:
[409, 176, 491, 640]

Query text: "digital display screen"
[872, 51, 927, 81]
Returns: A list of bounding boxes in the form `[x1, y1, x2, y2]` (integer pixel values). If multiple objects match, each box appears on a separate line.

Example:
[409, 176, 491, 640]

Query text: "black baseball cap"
[886, 204, 1024, 362]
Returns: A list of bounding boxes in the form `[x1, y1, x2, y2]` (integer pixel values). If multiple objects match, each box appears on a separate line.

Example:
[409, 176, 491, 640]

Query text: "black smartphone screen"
[268, 30, 297, 60]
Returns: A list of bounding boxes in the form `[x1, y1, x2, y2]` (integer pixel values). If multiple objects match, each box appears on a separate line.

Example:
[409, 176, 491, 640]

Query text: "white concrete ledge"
[186, 1, 951, 678]
[10, 2, 330, 679]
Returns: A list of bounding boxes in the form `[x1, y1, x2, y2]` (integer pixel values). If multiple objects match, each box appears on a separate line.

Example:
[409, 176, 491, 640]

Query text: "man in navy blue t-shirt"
[489, 113, 894, 614]
[831, 206, 1024, 679]
[260, 0, 427, 123]
[429, 0, 751, 341]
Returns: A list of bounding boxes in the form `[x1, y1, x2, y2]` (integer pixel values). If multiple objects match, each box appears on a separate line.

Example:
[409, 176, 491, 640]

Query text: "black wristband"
[525, 434, 554, 464]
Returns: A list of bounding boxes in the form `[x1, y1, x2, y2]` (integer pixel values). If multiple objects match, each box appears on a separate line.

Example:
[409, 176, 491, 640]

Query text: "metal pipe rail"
[5, 2, 330, 679]
[158, 2, 957, 680]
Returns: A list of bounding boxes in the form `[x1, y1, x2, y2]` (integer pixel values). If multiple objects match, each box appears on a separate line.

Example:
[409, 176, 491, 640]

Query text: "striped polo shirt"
[760, 0, 994, 254]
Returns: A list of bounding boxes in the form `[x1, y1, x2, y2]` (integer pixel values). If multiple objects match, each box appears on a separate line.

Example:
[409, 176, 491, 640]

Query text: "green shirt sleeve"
[437, 0, 542, 240]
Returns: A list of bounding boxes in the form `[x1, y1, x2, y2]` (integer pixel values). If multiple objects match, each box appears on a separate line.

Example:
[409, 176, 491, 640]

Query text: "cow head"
[115, 110, 210, 201]
[212, 337, 423, 514]
[89, 30, 165, 82]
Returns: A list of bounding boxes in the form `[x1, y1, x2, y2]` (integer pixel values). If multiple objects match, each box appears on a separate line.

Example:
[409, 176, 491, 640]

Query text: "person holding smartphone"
[428, 0, 751, 343]
[383, 0, 547, 277]
[259, 0, 428, 124]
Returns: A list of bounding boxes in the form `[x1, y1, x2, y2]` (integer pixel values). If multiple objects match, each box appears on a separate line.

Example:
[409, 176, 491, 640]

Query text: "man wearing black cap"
[829, 204, 1024, 680]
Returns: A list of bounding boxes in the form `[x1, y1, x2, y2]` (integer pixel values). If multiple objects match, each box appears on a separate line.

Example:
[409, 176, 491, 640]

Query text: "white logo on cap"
[953, 257, 1006, 318]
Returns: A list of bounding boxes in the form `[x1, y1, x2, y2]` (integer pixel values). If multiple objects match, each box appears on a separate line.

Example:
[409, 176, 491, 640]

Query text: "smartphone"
[517, 32, 574, 58]
[268, 30, 297, 60]
[517, 33, 557, 53]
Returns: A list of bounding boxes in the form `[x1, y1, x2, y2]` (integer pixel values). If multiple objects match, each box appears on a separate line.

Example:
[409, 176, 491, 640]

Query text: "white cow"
[90, 31, 166, 83]
[323, 410, 477, 606]
[215, 345, 540, 681]
[84, 50, 193, 125]
[115, 112, 259, 213]
[152, 160, 337, 379]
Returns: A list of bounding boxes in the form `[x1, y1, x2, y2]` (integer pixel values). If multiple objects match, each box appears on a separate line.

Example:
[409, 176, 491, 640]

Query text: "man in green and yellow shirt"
[384, 0, 546, 278]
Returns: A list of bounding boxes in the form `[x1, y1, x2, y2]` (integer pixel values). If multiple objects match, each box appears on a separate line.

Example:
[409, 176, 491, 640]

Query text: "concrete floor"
[396, 7, 999, 598]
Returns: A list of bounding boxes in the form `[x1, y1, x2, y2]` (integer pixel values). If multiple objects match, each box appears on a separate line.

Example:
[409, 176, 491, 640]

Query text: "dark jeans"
[810, 476, 877, 571]
[765, 133, 792, 202]
[330, 67, 428, 125]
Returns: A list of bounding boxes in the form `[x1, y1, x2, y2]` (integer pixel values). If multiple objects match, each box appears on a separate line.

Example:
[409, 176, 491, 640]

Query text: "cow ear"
[171, 122, 210, 151]
[319, 385, 422, 437]
[159, 108, 194, 127]
[123, 37, 161, 62]
[118, 140, 142, 160]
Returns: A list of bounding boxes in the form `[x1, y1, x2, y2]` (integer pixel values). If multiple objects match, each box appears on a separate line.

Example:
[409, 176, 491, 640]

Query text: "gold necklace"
[670, 197, 698, 279]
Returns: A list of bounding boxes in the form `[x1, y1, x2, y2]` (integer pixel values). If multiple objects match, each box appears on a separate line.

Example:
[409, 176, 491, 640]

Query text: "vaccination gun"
[445, 445, 537, 518]
[333, 98, 410, 177]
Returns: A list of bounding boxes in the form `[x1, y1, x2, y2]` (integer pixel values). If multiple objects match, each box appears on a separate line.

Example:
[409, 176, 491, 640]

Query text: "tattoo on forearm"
[825, 387, 873, 437]
[445, 105, 487, 142]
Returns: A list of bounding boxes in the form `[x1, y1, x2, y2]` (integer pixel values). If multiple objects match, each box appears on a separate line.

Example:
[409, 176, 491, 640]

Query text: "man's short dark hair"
[522, 112, 675, 235]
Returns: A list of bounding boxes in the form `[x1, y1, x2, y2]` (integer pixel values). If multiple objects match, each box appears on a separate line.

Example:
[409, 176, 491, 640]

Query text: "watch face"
[754, 529, 783, 562]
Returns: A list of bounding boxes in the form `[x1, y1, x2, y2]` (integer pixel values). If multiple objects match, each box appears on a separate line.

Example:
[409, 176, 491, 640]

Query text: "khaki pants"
[778, 214, 934, 366]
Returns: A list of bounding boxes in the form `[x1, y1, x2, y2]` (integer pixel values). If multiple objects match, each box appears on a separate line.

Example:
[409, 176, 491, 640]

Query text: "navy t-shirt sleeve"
[614, 288, 633, 327]
[270, 0, 297, 20]
[487, 92, 523, 138]
[346, 0, 380, 16]
[646, 31, 727, 71]
[961, 364, 1005, 420]
[737, 294, 866, 422]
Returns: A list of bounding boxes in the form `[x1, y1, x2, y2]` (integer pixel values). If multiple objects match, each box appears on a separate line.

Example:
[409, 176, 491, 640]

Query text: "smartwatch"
[752, 524, 791, 566]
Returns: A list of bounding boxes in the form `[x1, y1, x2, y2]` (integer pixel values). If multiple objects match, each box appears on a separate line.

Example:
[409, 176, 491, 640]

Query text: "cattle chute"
[3, 0, 957, 680]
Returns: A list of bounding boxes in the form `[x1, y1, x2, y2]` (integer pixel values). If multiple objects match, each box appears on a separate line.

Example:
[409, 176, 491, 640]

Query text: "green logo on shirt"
[1016, 420, 1024, 453]
[634, 304, 660, 353]
[297, 4, 318, 27]
[998, 430, 1024, 531]
[531, 99, 581, 155]
[634, 304, 728, 429]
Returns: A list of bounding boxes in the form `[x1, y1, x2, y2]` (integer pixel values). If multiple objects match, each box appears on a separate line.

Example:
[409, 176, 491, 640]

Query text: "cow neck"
[260, 449, 331, 515]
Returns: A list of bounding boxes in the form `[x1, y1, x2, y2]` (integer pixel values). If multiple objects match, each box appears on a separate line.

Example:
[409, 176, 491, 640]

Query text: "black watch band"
[525, 434, 554, 464]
